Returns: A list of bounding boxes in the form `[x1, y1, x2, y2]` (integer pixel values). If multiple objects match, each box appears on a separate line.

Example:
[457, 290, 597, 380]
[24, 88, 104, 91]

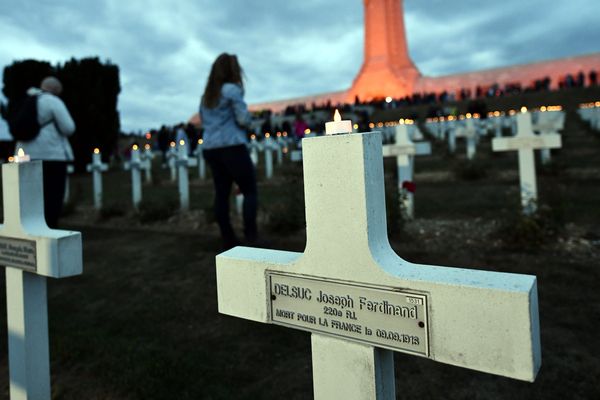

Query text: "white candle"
[325, 109, 353, 135]
[13, 148, 31, 163]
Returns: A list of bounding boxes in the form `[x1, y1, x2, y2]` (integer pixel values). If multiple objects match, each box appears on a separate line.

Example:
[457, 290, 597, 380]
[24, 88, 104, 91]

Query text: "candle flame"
[304, 128, 311, 134]
[353, 123, 358, 130]
[94, 148, 100, 154]
[17, 148, 25, 157]
[540, 106, 547, 112]
[333, 109, 341, 122]
[179, 139, 185, 146]
[8, 156, 14, 163]
[520, 106, 528, 113]
[132, 144, 139, 151]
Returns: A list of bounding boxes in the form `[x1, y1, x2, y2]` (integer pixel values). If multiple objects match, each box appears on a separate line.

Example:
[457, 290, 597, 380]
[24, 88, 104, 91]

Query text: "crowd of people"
[276, 69, 599, 118]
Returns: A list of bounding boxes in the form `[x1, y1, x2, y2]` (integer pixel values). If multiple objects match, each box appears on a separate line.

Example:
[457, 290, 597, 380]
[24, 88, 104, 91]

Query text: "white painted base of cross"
[217, 132, 541, 400]
[1, 160, 82, 400]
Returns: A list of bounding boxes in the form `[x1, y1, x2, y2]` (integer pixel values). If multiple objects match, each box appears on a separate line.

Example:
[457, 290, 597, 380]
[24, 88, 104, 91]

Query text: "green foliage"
[264, 164, 305, 234]
[495, 202, 564, 249]
[1, 58, 121, 171]
[136, 200, 177, 224]
[452, 158, 488, 180]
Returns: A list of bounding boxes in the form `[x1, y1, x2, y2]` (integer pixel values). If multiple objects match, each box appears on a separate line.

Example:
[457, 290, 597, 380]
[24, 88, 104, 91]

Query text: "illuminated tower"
[348, 0, 420, 102]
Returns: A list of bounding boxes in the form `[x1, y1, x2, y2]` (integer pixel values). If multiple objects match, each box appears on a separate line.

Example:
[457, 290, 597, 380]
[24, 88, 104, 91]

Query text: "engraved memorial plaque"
[268, 272, 429, 357]
[0, 237, 37, 272]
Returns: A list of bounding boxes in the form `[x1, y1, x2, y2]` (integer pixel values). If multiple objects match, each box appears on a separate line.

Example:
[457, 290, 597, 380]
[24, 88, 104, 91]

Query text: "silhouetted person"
[14, 76, 75, 228]
[199, 53, 259, 250]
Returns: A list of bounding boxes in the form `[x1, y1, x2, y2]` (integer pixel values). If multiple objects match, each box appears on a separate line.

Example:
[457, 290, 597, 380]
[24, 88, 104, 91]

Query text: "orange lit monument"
[347, 0, 420, 102]
[245, 0, 600, 112]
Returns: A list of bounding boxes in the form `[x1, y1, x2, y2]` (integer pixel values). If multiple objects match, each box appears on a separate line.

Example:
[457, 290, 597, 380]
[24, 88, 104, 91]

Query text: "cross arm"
[216, 247, 302, 322]
[375, 253, 541, 382]
[492, 134, 561, 151]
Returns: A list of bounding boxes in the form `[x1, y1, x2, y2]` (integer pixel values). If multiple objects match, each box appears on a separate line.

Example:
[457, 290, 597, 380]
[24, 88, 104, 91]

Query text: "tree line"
[1, 57, 121, 170]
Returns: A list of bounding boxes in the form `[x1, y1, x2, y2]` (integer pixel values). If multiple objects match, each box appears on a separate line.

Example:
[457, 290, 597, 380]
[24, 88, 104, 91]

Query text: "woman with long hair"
[200, 53, 258, 250]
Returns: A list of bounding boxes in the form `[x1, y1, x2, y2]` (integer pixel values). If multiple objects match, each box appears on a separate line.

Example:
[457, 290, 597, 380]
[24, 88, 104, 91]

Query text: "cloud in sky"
[1, 0, 598, 132]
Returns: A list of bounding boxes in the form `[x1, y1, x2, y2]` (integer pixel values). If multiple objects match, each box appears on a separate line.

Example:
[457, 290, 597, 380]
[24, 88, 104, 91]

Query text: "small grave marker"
[176, 139, 195, 212]
[193, 139, 206, 180]
[493, 108, 561, 214]
[124, 145, 143, 209]
[249, 135, 261, 166]
[140, 144, 154, 183]
[382, 120, 431, 219]
[263, 133, 276, 179]
[0, 159, 82, 400]
[86, 148, 109, 210]
[166, 142, 177, 182]
[533, 107, 564, 165]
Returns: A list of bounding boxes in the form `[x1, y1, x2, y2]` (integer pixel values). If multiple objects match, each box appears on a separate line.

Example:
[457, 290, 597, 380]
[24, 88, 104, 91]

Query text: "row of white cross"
[0, 112, 548, 398]
[84, 110, 564, 220]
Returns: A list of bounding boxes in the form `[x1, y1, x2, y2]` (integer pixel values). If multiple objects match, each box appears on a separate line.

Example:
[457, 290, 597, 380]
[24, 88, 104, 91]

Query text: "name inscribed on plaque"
[267, 272, 429, 357]
[0, 237, 37, 272]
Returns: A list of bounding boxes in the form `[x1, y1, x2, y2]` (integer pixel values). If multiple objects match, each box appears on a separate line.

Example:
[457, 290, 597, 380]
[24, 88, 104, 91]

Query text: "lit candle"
[325, 109, 353, 135]
[93, 148, 101, 164]
[13, 148, 31, 163]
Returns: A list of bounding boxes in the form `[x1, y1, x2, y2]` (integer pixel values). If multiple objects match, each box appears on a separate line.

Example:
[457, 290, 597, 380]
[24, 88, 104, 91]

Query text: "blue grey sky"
[1, 0, 598, 133]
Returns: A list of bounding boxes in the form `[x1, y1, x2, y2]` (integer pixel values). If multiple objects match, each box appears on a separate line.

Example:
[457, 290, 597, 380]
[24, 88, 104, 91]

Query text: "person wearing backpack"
[13, 76, 75, 228]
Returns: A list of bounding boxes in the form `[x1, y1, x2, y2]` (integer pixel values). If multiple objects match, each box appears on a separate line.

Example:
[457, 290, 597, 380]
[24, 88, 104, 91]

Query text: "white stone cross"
[86, 148, 109, 210]
[124, 145, 143, 210]
[455, 116, 478, 160]
[175, 140, 196, 212]
[166, 142, 178, 182]
[193, 139, 206, 180]
[445, 117, 458, 153]
[0, 160, 82, 400]
[493, 110, 562, 214]
[488, 112, 504, 138]
[217, 131, 541, 400]
[533, 108, 565, 165]
[248, 135, 261, 166]
[382, 122, 431, 219]
[140, 144, 154, 184]
[263, 133, 276, 179]
[62, 163, 75, 205]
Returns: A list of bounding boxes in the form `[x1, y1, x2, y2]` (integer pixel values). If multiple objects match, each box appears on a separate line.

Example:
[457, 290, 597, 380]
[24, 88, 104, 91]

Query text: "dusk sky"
[1, 0, 599, 133]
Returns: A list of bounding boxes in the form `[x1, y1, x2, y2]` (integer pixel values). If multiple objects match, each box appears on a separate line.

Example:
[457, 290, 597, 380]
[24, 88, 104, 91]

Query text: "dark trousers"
[203, 145, 258, 247]
[42, 161, 68, 229]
